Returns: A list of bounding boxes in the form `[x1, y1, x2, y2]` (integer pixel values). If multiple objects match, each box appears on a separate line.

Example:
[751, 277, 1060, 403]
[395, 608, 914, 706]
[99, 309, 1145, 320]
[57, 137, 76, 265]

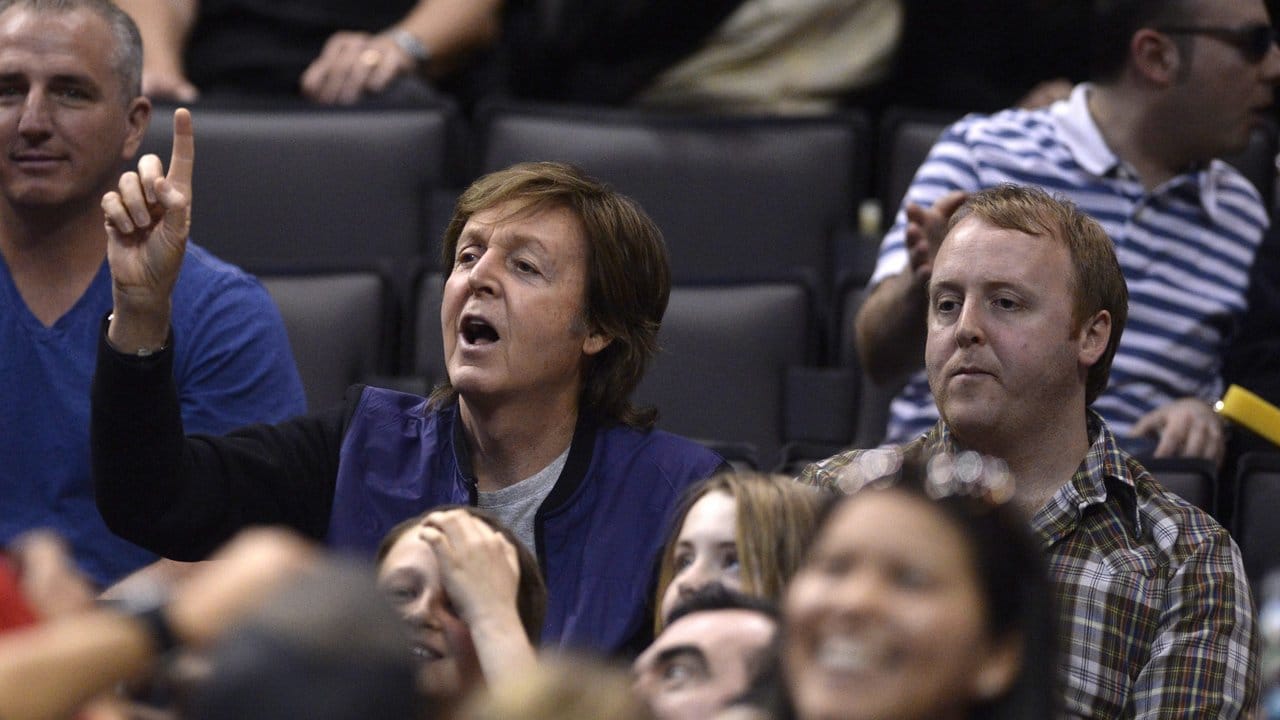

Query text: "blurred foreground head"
[188, 558, 420, 720]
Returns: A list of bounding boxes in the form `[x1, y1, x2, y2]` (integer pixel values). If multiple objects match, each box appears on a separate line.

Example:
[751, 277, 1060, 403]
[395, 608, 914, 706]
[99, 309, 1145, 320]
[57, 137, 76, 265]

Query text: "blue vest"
[327, 387, 724, 652]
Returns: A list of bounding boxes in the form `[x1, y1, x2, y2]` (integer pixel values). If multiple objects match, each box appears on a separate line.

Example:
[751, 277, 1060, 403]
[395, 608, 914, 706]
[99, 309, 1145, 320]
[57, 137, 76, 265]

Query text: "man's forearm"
[855, 272, 929, 385]
[115, 0, 198, 77]
[0, 611, 154, 720]
[394, 0, 502, 74]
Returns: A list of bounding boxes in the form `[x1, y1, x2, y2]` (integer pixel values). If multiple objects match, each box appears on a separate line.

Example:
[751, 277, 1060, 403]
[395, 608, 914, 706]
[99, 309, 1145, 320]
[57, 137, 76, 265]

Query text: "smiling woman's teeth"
[815, 635, 877, 672]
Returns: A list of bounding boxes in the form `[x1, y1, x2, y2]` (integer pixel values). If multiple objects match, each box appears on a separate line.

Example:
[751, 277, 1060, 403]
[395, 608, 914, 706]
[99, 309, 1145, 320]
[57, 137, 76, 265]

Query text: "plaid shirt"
[799, 413, 1259, 719]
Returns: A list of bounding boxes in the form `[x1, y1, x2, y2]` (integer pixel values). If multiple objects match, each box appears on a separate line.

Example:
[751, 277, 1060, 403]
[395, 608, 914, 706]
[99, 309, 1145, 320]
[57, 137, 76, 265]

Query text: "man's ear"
[1131, 28, 1183, 86]
[122, 96, 152, 161]
[582, 331, 612, 357]
[1077, 309, 1111, 368]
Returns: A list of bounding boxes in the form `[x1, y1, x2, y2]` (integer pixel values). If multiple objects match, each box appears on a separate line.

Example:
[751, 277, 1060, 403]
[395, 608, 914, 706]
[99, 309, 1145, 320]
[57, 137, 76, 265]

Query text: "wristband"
[390, 29, 431, 66]
[130, 603, 181, 656]
[105, 312, 169, 357]
[103, 576, 180, 655]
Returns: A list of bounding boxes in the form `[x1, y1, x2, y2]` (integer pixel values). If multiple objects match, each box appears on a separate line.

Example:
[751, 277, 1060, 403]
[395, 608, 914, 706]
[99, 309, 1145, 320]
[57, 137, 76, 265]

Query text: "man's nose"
[466, 250, 501, 295]
[1261, 40, 1280, 84]
[17, 89, 52, 138]
[955, 301, 986, 347]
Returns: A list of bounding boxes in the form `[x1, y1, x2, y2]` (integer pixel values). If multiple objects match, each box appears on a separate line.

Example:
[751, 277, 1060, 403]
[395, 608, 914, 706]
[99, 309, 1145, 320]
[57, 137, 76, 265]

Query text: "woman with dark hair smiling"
[781, 450, 1058, 720]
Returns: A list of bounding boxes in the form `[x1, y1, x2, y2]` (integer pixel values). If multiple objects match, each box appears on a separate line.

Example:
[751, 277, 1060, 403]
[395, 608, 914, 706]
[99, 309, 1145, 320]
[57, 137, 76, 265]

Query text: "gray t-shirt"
[476, 445, 571, 554]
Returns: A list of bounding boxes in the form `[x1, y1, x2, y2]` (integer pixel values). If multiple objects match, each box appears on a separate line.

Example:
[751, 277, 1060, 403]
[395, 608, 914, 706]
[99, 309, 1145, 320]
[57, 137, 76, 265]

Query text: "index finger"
[166, 107, 195, 195]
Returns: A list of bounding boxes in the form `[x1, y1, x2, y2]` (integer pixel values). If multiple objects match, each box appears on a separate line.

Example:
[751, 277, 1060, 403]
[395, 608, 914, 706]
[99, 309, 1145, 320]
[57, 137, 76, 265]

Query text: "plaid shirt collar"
[925, 411, 1141, 545]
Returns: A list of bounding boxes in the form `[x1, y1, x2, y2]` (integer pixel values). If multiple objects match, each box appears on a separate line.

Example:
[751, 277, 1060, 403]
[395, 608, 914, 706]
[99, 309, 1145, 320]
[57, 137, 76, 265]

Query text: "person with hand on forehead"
[376, 506, 543, 714]
[92, 129, 724, 653]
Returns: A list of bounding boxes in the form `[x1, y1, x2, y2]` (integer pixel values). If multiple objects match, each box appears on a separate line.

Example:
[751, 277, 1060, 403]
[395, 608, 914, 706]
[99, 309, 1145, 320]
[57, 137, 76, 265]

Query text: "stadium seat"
[633, 281, 817, 469]
[138, 105, 457, 283]
[408, 271, 446, 391]
[876, 107, 958, 223]
[475, 101, 869, 289]
[1141, 457, 1217, 517]
[1231, 452, 1280, 593]
[258, 269, 393, 411]
[836, 278, 907, 449]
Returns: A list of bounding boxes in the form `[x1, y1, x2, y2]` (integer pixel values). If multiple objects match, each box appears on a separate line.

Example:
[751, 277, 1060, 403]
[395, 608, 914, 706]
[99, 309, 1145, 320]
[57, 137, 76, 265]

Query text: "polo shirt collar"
[1052, 83, 1120, 177]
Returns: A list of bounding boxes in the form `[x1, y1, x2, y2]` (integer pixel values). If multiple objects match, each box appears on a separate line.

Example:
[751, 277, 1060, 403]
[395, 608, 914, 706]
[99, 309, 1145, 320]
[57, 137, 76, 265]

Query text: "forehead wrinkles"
[0, 12, 115, 79]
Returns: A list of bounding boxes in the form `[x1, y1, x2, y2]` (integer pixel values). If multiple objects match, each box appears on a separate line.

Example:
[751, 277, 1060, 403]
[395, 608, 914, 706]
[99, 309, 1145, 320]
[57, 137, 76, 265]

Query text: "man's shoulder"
[168, 243, 286, 345]
[356, 385, 435, 420]
[797, 439, 930, 493]
[1064, 451, 1238, 577]
[1132, 461, 1238, 567]
[599, 424, 723, 469]
[1206, 158, 1271, 226]
[589, 424, 724, 495]
[171, 243, 270, 309]
[796, 447, 865, 492]
[941, 105, 1061, 148]
[916, 106, 1076, 193]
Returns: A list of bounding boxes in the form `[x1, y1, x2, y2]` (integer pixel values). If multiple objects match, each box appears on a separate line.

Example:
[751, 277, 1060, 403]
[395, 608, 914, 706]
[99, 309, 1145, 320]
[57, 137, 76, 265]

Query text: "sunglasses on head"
[1156, 23, 1279, 63]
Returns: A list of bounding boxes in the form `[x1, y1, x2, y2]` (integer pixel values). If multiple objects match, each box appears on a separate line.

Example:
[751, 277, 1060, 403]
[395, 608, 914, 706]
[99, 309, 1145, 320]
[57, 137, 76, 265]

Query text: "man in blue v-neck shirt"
[0, 0, 305, 587]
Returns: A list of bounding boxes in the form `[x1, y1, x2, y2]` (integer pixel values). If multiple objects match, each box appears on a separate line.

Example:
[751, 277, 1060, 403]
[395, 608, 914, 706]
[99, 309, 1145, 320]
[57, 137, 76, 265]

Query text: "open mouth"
[412, 644, 445, 662]
[461, 317, 500, 345]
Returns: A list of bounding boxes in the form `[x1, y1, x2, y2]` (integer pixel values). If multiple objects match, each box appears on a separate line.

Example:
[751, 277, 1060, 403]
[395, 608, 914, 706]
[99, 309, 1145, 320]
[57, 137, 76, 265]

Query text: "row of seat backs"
[139, 101, 871, 296]
[260, 268, 843, 469]
[255, 261, 1280, 479]
[140, 102, 1278, 296]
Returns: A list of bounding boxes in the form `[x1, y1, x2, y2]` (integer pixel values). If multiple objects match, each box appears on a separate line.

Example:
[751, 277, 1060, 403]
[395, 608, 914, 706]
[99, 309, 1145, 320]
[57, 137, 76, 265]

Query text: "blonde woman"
[653, 472, 820, 632]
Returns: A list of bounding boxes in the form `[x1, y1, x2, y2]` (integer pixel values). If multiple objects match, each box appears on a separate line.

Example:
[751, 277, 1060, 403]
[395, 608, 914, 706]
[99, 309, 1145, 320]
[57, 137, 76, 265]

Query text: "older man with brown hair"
[92, 141, 724, 653]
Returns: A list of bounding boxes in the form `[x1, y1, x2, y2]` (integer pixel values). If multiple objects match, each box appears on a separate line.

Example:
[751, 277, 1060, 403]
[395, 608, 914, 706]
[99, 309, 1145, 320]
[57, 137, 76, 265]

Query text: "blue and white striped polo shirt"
[872, 83, 1268, 444]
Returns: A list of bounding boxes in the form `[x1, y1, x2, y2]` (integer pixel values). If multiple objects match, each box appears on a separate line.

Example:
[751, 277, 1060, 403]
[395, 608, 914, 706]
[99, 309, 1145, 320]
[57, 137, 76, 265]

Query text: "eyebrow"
[455, 229, 554, 257]
[929, 278, 1028, 295]
[675, 539, 737, 550]
[378, 567, 423, 585]
[508, 232, 555, 259]
[0, 70, 97, 85]
[654, 645, 710, 673]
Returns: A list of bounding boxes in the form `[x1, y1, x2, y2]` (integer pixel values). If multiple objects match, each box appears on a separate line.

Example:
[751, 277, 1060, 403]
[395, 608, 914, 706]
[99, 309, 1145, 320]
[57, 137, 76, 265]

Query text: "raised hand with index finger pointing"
[102, 107, 194, 354]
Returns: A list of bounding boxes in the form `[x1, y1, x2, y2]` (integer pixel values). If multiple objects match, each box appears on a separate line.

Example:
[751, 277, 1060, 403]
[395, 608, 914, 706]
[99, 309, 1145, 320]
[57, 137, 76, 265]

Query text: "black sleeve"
[91, 317, 361, 560]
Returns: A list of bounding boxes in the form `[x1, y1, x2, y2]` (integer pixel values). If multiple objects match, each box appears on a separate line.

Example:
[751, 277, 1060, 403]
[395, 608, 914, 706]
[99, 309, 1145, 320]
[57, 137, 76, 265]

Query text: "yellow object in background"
[1217, 385, 1280, 448]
